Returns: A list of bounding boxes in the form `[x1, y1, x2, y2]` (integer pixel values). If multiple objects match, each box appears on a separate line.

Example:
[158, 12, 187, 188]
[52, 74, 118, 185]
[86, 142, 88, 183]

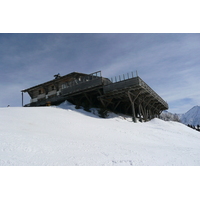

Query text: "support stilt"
[127, 90, 141, 122]
[22, 92, 24, 107]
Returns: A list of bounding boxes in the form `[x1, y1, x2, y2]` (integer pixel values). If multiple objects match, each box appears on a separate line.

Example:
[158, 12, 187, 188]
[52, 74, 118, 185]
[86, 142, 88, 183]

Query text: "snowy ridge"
[0, 101, 200, 166]
[180, 106, 200, 126]
[160, 106, 200, 127]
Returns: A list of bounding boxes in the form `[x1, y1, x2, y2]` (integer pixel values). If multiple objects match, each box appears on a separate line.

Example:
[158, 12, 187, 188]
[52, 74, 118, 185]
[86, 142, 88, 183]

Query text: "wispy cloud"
[0, 33, 200, 113]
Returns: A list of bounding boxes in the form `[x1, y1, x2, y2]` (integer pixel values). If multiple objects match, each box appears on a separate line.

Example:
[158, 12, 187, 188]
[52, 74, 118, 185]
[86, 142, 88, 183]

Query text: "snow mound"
[0, 105, 200, 166]
[56, 100, 133, 121]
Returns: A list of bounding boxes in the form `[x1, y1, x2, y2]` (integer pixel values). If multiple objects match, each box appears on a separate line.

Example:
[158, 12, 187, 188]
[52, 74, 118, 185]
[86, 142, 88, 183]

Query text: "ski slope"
[1, 101, 200, 166]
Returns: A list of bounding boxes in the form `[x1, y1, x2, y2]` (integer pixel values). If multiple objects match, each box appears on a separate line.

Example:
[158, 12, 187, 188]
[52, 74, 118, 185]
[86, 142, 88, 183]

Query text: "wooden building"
[21, 71, 168, 122]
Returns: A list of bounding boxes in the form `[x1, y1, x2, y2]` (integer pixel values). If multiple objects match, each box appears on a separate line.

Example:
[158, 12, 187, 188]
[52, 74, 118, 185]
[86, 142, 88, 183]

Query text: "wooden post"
[99, 97, 106, 107]
[143, 98, 153, 121]
[84, 93, 93, 106]
[139, 103, 146, 122]
[141, 104, 147, 121]
[128, 90, 142, 122]
[131, 101, 136, 122]
[128, 92, 136, 122]
[113, 100, 121, 111]
[138, 103, 142, 122]
[21, 92, 24, 107]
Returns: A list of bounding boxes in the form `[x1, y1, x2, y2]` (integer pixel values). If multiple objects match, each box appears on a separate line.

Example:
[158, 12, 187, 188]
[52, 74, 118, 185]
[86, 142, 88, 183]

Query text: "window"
[39, 90, 42, 94]
[62, 84, 67, 89]
[52, 86, 55, 90]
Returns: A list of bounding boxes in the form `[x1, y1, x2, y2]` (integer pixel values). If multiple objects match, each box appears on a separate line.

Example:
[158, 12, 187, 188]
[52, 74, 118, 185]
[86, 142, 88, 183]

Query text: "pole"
[22, 92, 24, 107]
[127, 91, 136, 122]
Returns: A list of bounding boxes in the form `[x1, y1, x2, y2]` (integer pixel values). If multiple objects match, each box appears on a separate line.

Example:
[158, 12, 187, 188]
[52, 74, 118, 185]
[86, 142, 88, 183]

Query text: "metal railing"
[61, 71, 102, 89]
[108, 71, 138, 84]
[61, 71, 103, 96]
[103, 76, 140, 93]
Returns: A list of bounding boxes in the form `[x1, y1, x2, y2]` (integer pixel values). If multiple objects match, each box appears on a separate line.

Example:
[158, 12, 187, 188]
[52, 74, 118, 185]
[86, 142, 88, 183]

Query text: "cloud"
[0, 84, 24, 107]
[0, 33, 200, 113]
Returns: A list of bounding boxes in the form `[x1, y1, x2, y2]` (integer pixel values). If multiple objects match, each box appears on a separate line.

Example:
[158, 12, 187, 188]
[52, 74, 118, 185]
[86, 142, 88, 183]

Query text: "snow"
[180, 105, 200, 126]
[1, 101, 200, 166]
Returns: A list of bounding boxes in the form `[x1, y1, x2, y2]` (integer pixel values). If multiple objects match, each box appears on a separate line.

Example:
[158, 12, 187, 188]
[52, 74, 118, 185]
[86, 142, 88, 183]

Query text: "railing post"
[127, 73, 129, 79]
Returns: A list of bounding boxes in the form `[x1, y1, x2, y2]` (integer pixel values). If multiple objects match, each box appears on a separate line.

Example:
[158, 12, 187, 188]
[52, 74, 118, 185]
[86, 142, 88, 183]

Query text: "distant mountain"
[160, 110, 180, 122]
[160, 106, 200, 126]
[180, 106, 200, 126]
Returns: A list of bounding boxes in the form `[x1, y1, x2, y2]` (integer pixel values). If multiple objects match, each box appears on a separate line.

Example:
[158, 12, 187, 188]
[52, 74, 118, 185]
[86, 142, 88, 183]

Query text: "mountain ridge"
[180, 105, 200, 126]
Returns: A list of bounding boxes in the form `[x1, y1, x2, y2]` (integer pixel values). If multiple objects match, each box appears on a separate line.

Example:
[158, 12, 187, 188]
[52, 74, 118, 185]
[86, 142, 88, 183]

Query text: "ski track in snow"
[0, 102, 200, 166]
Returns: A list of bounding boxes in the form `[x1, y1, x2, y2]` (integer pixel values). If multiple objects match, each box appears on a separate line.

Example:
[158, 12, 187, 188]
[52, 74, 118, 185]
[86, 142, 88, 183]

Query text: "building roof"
[21, 72, 88, 93]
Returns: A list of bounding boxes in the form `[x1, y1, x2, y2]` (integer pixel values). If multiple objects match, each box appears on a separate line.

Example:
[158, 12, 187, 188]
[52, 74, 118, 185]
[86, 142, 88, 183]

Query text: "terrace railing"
[61, 71, 103, 96]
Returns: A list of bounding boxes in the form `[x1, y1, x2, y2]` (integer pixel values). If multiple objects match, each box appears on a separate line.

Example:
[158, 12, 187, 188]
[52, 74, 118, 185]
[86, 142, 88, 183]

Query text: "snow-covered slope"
[180, 106, 200, 126]
[1, 102, 200, 166]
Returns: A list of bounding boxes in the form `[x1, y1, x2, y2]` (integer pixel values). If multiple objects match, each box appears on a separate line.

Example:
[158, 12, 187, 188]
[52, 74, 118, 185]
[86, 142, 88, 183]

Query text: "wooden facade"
[21, 71, 168, 122]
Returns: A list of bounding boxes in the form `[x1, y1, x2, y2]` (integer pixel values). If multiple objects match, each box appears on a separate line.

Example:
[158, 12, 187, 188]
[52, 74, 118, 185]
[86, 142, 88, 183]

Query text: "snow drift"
[0, 101, 200, 166]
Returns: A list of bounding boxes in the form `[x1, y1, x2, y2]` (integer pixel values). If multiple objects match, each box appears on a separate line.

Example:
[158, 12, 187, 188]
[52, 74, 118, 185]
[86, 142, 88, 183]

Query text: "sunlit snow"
[0, 101, 200, 166]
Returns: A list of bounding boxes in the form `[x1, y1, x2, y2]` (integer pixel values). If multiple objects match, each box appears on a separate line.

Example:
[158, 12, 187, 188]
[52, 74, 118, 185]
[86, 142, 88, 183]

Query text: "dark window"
[52, 86, 55, 90]
[39, 90, 42, 94]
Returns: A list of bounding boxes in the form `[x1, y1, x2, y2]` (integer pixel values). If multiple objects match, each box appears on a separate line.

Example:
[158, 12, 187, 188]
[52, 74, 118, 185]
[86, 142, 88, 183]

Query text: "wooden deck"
[97, 76, 168, 121]
[102, 76, 168, 110]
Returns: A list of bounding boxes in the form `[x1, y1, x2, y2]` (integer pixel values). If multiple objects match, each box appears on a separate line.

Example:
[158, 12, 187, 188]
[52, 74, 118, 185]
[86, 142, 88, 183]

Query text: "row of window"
[38, 86, 55, 94]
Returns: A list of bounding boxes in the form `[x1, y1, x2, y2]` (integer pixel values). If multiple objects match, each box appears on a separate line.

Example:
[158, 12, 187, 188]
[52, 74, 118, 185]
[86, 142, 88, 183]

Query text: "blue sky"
[0, 33, 200, 113]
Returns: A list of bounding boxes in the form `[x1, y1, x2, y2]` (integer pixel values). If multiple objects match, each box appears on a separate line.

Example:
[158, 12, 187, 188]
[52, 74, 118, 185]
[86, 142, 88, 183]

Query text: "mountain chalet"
[21, 71, 168, 122]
